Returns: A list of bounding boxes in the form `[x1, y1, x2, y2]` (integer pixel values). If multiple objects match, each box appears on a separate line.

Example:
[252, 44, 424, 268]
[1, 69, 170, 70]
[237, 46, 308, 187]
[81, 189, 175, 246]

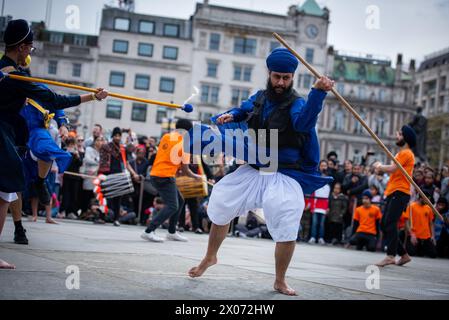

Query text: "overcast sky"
[3, 0, 449, 66]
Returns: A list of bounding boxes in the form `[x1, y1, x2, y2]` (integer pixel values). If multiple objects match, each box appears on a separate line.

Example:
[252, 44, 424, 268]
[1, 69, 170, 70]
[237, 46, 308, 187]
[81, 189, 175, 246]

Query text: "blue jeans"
[311, 212, 325, 239]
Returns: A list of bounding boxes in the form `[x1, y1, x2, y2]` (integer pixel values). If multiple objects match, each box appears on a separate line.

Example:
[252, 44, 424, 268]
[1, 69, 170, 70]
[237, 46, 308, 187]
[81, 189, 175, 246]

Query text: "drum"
[176, 175, 208, 199]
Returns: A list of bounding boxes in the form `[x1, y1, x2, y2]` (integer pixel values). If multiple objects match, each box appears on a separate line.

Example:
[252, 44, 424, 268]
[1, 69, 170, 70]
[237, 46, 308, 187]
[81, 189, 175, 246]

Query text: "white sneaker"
[308, 237, 316, 244]
[318, 238, 325, 245]
[141, 231, 164, 242]
[166, 232, 188, 242]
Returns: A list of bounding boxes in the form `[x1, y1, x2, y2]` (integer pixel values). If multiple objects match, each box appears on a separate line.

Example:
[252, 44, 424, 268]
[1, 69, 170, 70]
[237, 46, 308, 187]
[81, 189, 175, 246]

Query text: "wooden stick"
[64, 171, 96, 179]
[4, 73, 183, 109]
[66, 171, 214, 187]
[272, 32, 443, 221]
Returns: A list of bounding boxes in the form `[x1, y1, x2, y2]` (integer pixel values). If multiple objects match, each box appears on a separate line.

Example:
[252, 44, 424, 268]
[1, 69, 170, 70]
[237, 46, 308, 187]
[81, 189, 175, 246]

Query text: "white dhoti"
[208, 164, 305, 242]
[0, 191, 18, 203]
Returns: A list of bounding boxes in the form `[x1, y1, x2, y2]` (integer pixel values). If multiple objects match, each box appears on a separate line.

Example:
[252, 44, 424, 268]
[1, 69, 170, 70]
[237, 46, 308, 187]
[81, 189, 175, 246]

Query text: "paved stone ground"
[1, 216, 448, 300]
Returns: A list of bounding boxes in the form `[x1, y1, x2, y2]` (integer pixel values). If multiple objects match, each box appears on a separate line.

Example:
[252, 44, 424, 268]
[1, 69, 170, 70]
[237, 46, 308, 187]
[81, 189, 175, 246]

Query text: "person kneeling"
[348, 190, 382, 252]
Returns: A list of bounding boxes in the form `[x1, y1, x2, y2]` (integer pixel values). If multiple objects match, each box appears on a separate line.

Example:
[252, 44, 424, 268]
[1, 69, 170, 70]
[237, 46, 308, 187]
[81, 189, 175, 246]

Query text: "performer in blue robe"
[188, 47, 335, 296]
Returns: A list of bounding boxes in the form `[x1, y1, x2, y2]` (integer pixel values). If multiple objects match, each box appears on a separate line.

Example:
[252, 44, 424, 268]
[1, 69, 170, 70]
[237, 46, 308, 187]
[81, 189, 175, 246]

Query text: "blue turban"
[362, 189, 372, 199]
[401, 125, 417, 148]
[266, 48, 299, 73]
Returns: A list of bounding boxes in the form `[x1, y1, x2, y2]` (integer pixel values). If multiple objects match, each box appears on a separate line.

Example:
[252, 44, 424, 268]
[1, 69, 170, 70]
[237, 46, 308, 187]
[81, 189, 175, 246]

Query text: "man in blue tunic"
[188, 48, 334, 295]
[0, 19, 108, 269]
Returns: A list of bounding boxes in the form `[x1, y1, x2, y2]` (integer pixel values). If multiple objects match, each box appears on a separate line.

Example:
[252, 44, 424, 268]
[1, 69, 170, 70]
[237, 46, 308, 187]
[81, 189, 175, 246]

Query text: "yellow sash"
[26, 99, 55, 129]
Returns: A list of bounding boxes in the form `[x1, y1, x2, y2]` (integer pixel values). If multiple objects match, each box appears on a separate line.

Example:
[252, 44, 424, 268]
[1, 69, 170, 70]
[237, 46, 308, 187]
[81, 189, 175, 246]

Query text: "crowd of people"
[13, 120, 449, 260]
[298, 151, 449, 259]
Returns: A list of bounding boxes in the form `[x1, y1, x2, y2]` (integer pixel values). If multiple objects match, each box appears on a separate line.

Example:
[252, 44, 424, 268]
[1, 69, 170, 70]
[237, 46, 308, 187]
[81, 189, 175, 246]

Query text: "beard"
[266, 78, 294, 103]
[396, 138, 406, 147]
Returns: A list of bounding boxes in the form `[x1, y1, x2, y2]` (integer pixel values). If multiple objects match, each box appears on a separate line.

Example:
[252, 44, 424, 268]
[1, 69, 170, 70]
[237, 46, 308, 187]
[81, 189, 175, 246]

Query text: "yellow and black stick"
[0, 72, 193, 112]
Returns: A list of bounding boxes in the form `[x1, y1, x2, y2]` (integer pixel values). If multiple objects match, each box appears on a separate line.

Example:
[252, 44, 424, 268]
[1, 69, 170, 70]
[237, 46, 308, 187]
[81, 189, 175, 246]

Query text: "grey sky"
[3, 0, 449, 66]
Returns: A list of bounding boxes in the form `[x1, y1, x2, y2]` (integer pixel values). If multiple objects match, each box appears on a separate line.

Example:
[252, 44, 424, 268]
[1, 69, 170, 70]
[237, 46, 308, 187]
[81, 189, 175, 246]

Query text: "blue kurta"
[20, 102, 72, 175]
[187, 88, 333, 194]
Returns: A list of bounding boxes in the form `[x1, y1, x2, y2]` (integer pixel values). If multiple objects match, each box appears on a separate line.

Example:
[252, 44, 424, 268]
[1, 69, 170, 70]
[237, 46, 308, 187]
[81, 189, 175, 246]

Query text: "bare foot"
[274, 280, 297, 296]
[29, 216, 37, 222]
[0, 259, 16, 269]
[376, 256, 396, 267]
[188, 256, 217, 278]
[396, 254, 411, 266]
[46, 218, 58, 224]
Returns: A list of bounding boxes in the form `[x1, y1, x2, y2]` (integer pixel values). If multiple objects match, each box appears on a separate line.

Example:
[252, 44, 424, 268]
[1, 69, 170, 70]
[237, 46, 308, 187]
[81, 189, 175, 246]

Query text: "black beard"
[266, 78, 294, 103]
[396, 138, 406, 147]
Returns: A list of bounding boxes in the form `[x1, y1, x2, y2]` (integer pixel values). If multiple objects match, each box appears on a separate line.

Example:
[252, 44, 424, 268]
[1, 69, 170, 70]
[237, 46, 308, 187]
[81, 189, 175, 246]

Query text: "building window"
[72, 63, 81, 77]
[131, 103, 147, 122]
[201, 84, 220, 104]
[113, 40, 128, 54]
[134, 74, 150, 90]
[138, 43, 153, 57]
[139, 20, 154, 34]
[160, 77, 175, 93]
[336, 83, 344, 94]
[231, 88, 250, 106]
[209, 33, 220, 51]
[375, 114, 386, 136]
[200, 112, 214, 123]
[306, 48, 314, 63]
[270, 41, 280, 52]
[233, 65, 252, 82]
[303, 74, 312, 88]
[106, 100, 122, 119]
[156, 107, 167, 123]
[163, 24, 179, 37]
[379, 89, 386, 102]
[354, 111, 366, 134]
[296, 74, 303, 88]
[73, 35, 87, 46]
[334, 108, 345, 131]
[114, 18, 130, 31]
[48, 60, 57, 74]
[234, 37, 257, 55]
[49, 32, 63, 44]
[358, 86, 366, 99]
[163, 46, 178, 60]
[207, 61, 218, 78]
[109, 71, 125, 87]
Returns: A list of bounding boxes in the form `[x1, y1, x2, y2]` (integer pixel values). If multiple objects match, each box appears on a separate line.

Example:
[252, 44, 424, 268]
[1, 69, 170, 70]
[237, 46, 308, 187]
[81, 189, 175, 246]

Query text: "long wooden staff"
[273, 32, 443, 221]
[0, 72, 193, 112]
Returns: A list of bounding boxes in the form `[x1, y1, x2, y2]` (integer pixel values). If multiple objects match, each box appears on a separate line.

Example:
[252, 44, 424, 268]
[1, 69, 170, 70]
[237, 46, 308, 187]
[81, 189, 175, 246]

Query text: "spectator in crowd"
[403, 193, 437, 258]
[76, 134, 85, 159]
[343, 164, 369, 202]
[347, 190, 382, 252]
[234, 211, 266, 238]
[368, 165, 388, 197]
[99, 127, 138, 226]
[309, 160, 330, 245]
[60, 137, 83, 219]
[438, 166, 449, 202]
[335, 159, 353, 185]
[326, 182, 348, 245]
[129, 145, 152, 221]
[421, 172, 437, 202]
[435, 197, 449, 258]
[413, 169, 425, 188]
[369, 185, 382, 204]
[84, 124, 103, 148]
[79, 135, 105, 214]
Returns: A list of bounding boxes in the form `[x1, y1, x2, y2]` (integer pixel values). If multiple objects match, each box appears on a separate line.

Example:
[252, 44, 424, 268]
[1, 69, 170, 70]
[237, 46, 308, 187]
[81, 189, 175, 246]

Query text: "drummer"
[140, 119, 202, 243]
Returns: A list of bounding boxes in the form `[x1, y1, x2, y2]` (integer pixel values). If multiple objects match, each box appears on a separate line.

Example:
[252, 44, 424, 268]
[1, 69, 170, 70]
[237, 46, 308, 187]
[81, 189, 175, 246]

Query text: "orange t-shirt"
[353, 205, 382, 235]
[403, 201, 434, 240]
[384, 149, 415, 197]
[150, 131, 190, 178]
